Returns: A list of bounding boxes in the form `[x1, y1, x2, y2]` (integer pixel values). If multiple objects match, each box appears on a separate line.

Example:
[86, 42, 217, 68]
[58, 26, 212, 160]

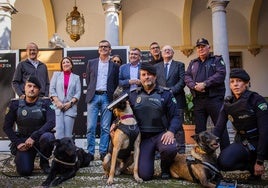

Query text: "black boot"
[160, 160, 171, 179]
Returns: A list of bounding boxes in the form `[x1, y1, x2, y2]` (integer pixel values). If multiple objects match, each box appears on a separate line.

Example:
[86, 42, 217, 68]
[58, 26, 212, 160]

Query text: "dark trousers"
[138, 132, 177, 181]
[193, 96, 230, 149]
[218, 142, 256, 174]
[15, 132, 55, 176]
[175, 109, 185, 153]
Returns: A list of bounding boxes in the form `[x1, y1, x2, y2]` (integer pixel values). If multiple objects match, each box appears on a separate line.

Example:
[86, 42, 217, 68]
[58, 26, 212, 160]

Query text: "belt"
[95, 90, 107, 95]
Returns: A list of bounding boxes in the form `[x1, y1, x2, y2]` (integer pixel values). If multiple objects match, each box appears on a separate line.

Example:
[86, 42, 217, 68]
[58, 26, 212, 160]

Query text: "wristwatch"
[70, 101, 74, 106]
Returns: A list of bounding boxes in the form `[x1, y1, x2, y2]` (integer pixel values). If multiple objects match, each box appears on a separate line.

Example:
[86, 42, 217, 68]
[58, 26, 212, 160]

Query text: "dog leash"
[34, 145, 78, 166]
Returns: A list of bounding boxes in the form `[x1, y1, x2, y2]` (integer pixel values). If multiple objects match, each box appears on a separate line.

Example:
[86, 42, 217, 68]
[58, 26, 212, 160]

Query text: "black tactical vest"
[133, 91, 166, 133]
[17, 99, 45, 137]
[224, 91, 258, 139]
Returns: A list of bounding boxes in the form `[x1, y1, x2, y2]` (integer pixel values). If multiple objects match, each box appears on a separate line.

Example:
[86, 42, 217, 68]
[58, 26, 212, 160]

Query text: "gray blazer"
[49, 71, 81, 117]
[85, 58, 119, 103]
[155, 60, 186, 109]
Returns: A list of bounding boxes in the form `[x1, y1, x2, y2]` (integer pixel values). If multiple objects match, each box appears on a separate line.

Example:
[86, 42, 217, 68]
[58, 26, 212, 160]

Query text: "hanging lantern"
[66, 0, 85, 42]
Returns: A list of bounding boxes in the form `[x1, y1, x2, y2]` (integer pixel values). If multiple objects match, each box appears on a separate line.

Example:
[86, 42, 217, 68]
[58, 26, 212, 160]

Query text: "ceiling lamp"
[66, 0, 85, 42]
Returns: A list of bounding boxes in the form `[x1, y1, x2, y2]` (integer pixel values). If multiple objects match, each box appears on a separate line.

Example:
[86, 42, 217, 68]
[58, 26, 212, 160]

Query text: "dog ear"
[191, 134, 199, 142]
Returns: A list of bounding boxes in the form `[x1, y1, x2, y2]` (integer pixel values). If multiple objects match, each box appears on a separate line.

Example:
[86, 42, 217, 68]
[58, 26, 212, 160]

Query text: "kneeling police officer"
[3, 76, 55, 176]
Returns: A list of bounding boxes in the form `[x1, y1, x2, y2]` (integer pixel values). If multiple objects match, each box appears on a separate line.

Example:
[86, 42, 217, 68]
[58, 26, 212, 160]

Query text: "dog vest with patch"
[114, 123, 139, 160]
[224, 90, 258, 140]
[133, 90, 166, 133]
[16, 99, 45, 137]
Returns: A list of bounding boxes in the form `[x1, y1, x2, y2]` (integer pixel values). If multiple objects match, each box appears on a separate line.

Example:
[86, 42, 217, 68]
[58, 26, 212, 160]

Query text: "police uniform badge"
[220, 60, 225, 65]
[228, 114, 234, 122]
[172, 97, 177, 104]
[22, 109, 28, 116]
[136, 96, 141, 104]
[258, 103, 267, 111]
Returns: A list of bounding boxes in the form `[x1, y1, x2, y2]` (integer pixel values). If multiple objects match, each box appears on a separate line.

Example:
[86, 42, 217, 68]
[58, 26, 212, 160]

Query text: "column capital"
[207, 0, 229, 12]
[179, 46, 194, 57]
[102, 0, 122, 13]
[0, 2, 18, 15]
[248, 45, 262, 56]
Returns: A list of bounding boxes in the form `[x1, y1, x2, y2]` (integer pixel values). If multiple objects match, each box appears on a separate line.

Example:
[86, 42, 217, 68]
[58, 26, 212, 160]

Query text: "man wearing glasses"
[85, 40, 119, 161]
[149, 42, 163, 65]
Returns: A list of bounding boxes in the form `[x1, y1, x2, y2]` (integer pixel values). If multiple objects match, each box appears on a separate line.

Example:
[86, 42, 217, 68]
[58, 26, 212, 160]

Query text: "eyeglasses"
[150, 46, 160, 50]
[113, 60, 121, 64]
[130, 53, 139, 56]
[99, 45, 110, 49]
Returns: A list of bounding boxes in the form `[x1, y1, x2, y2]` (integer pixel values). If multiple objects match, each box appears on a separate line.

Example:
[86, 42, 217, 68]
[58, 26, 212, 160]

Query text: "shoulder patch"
[5, 107, 10, 115]
[49, 104, 55, 110]
[172, 97, 177, 104]
[258, 103, 267, 111]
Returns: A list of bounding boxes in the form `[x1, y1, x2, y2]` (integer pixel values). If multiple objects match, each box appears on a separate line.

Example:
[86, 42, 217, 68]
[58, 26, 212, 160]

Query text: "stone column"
[0, 1, 17, 49]
[207, 0, 230, 96]
[102, 0, 122, 46]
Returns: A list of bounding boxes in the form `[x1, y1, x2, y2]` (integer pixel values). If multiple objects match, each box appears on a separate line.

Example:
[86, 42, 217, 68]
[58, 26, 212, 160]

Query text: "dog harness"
[186, 155, 222, 183]
[113, 122, 139, 160]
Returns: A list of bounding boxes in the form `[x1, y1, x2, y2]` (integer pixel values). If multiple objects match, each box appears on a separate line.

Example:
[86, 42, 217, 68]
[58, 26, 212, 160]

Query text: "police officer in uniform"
[185, 38, 229, 149]
[3, 76, 55, 176]
[214, 68, 268, 178]
[128, 62, 182, 181]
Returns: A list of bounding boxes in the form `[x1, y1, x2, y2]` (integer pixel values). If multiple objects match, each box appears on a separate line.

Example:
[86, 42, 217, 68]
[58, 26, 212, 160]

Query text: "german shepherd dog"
[170, 131, 222, 188]
[102, 88, 143, 185]
[41, 137, 91, 187]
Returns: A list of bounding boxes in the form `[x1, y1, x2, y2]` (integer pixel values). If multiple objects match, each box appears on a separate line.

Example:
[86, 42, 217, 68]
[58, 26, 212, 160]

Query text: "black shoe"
[161, 172, 170, 180]
[41, 164, 51, 174]
[100, 153, 106, 161]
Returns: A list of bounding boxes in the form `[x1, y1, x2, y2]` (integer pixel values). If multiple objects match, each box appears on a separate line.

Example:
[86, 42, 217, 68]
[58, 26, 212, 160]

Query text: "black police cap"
[230, 68, 250, 82]
[140, 62, 156, 75]
[26, 76, 41, 89]
[196, 38, 209, 47]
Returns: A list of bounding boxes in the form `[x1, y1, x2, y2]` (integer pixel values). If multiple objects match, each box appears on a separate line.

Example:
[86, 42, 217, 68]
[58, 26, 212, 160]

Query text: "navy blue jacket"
[128, 86, 182, 134]
[214, 90, 268, 161]
[185, 54, 226, 98]
[3, 97, 55, 146]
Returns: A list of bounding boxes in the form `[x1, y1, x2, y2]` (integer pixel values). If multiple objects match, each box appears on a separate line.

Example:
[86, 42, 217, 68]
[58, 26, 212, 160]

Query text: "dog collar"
[53, 156, 78, 166]
[120, 114, 134, 120]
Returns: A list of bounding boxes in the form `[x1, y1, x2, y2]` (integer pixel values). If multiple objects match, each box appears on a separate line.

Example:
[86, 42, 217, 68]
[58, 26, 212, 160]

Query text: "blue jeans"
[86, 94, 112, 155]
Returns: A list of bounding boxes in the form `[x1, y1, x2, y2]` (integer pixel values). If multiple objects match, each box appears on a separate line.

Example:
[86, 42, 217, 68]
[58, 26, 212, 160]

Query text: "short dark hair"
[149, 42, 159, 48]
[99, 40, 111, 48]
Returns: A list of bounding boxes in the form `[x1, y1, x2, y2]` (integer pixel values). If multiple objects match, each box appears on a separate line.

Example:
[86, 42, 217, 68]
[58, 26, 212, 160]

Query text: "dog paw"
[106, 177, 114, 185]
[134, 176, 143, 183]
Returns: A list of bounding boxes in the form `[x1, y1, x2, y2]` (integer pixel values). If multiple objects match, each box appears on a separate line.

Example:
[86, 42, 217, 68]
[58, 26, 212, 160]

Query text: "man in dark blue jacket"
[185, 38, 229, 149]
[129, 62, 181, 180]
[3, 76, 55, 176]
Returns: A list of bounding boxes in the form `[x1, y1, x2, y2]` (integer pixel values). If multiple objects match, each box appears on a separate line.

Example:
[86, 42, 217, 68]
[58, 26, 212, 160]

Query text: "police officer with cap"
[3, 76, 55, 176]
[185, 38, 230, 150]
[214, 68, 268, 178]
[128, 62, 182, 180]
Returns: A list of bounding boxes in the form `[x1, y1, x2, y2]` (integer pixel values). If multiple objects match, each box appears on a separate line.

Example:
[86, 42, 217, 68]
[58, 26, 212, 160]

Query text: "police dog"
[102, 88, 143, 185]
[41, 137, 91, 187]
[170, 131, 222, 188]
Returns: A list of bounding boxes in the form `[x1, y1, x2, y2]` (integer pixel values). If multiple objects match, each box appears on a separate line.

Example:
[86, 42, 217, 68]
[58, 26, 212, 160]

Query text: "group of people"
[3, 39, 267, 182]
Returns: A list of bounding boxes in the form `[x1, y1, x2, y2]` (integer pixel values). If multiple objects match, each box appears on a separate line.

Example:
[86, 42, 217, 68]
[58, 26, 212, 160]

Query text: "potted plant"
[183, 93, 196, 144]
